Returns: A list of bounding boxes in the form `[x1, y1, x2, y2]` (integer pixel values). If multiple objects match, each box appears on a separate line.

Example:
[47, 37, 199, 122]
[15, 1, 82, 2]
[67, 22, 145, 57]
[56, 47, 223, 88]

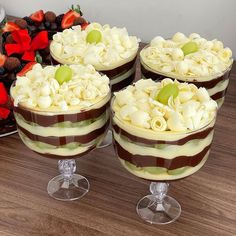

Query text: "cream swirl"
[11, 63, 110, 112]
[50, 23, 140, 70]
[141, 32, 233, 79]
[113, 78, 217, 132]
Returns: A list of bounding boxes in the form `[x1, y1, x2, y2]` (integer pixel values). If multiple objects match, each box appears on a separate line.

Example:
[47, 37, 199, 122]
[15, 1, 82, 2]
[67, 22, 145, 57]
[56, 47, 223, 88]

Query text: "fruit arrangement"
[1, 5, 88, 37]
[0, 4, 88, 136]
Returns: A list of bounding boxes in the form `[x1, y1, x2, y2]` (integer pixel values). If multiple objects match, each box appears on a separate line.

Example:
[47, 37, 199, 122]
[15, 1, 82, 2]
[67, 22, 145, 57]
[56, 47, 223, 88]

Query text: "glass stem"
[58, 159, 76, 189]
[150, 182, 169, 211]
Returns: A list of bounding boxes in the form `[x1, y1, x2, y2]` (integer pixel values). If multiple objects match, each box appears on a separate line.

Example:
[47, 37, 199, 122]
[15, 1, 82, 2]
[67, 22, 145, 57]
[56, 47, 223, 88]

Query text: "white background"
[1, 0, 235, 58]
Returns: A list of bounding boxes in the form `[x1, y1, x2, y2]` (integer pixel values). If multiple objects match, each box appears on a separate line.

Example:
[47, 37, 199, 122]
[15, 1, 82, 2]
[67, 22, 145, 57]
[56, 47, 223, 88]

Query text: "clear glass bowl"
[111, 96, 217, 224]
[140, 44, 233, 108]
[11, 85, 111, 201]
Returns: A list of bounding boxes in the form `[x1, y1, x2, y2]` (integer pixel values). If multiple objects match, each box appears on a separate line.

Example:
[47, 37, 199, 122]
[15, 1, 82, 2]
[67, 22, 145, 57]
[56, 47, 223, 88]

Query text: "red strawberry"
[0, 54, 6, 67]
[0, 107, 10, 119]
[61, 5, 82, 29]
[30, 10, 44, 23]
[17, 62, 37, 77]
[2, 22, 20, 32]
[0, 83, 8, 105]
[61, 11, 77, 29]
[81, 22, 89, 30]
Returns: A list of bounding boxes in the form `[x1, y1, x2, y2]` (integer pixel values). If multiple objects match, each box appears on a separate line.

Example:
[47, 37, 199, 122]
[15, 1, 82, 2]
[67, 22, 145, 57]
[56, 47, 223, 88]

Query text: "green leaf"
[35, 52, 42, 64]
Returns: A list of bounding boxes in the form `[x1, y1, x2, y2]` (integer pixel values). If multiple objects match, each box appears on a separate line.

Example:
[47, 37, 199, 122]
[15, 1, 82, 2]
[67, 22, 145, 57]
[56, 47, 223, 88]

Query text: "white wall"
[1, 0, 235, 58]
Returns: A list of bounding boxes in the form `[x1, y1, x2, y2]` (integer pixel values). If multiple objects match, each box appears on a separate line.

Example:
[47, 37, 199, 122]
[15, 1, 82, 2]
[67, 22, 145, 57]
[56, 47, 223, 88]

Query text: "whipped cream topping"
[50, 23, 140, 71]
[112, 78, 217, 132]
[11, 63, 110, 112]
[141, 32, 233, 79]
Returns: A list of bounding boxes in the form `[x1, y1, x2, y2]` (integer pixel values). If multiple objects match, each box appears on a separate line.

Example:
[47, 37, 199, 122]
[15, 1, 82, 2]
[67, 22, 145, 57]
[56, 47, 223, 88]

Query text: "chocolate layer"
[101, 58, 136, 78]
[141, 64, 231, 90]
[111, 73, 135, 92]
[17, 119, 110, 145]
[113, 124, 214, 145]
[211, 89, 228, 101]
[13, 101, 109, 127]
[114, 141, 211, 170]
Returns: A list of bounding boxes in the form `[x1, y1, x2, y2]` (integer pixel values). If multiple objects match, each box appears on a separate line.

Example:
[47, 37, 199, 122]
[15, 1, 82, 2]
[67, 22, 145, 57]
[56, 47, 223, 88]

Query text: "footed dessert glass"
[111, 82, 217, 224]
[11, 87, 110, 201]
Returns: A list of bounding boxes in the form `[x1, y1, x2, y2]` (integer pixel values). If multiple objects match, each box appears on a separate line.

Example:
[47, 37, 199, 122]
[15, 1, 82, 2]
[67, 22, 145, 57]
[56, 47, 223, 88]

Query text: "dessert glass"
[111, 83, 217, 224]
[11, 76, 111, 201]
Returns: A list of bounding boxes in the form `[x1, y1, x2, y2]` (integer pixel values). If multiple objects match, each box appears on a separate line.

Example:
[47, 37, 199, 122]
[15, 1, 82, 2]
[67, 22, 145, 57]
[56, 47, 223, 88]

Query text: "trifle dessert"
[112, 78, 217, 224]
[11, 63, 110, 200]
[0, 4, 88, 137]
[50, 22, 140, 92]
[140, 32, 233, 108]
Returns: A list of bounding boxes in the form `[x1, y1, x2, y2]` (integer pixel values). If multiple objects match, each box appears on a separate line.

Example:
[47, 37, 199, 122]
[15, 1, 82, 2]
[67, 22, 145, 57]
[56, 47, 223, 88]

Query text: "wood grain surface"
[0, 28, 236, 236]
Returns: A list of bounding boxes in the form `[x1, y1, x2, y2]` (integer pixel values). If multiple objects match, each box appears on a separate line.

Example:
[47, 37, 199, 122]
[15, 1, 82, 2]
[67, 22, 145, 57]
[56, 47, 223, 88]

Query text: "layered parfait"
[11, 63, 110, 158]
[140, 32, 233, 107]
[50, 22, 140, 91]
[112, 78, 217, 181]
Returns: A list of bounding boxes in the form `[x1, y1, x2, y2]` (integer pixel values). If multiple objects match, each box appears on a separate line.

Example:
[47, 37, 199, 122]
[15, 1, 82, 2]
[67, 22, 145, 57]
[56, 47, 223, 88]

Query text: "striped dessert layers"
[112, 116, 216, 181]
[141, 61, 232, 108]
[51, 57, 136, 92]
[14, 95, 110, 159]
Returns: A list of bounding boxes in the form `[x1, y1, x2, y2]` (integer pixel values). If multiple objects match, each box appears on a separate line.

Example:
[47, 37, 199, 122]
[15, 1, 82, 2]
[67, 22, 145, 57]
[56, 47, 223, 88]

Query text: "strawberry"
[81, 22, 89, 30]
[61, 11, 77, 29]
[16, 62, 37, 77]
[61, 5, 82, 29]
[30, 10, 44, 23]
[0, 82, 9, 105]
[2, 22, 20, 32]
[0, 107, 10, 119]
[0, 53, 6, 67]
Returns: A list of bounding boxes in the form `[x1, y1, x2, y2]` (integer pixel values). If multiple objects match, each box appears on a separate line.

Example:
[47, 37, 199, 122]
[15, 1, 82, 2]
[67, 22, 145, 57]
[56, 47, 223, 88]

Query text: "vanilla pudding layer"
[112, 117, 215, 181]
[141, 60, 231, 106]
[13, 97, 110, 158]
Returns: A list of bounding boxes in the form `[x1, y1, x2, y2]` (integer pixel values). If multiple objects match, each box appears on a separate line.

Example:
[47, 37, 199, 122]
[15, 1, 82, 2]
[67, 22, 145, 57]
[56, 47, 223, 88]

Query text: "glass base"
[97, 129, 112, 148]
[136, 194, 181, 224]
[47, 174, 89, 201]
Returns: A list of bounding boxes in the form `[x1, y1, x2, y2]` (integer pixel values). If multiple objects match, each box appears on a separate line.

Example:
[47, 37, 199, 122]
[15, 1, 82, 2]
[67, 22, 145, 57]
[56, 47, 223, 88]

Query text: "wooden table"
[0, 42, 236, 235]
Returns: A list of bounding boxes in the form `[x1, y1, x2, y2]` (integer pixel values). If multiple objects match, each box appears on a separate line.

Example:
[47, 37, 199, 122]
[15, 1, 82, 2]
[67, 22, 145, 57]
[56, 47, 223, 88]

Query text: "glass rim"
[10, 70, 111, 114]
[140, 44, 233, 81]
[110, 92, 217, 136]
[50, 41, 139, 71]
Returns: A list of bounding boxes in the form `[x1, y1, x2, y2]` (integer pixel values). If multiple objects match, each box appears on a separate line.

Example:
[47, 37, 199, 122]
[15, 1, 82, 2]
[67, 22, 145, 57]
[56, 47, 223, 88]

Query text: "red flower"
[0, 83, 10, 119]
[5, 29, 49, 61]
